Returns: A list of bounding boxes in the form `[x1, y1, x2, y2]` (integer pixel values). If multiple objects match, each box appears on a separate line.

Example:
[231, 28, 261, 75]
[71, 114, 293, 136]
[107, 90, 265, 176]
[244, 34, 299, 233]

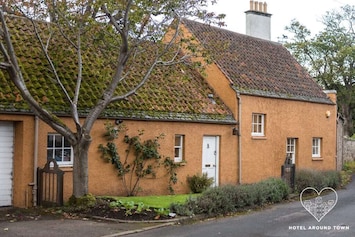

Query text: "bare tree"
[0, 0, 225, 198]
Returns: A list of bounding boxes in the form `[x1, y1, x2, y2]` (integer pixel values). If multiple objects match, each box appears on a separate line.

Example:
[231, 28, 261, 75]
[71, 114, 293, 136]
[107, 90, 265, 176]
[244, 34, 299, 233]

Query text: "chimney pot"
[250, 0, 254, 11]
[259, 2, 263, 12]
[254, 1, 259, 11]
[263, 2, 267, 13]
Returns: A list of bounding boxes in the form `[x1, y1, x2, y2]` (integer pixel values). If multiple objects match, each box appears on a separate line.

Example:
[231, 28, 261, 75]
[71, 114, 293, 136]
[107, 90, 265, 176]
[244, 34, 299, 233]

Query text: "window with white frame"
[312, 137, 322, 158]
[252, 113, 265, 136]
[174, 135, 184, 163]
[286, 138, 297, 164]
[47, 134, 73, 166]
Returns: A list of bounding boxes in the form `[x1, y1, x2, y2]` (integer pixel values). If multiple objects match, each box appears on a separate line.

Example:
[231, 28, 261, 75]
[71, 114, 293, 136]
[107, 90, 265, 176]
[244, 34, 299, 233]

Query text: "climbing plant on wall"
[99, 122, 163, 196]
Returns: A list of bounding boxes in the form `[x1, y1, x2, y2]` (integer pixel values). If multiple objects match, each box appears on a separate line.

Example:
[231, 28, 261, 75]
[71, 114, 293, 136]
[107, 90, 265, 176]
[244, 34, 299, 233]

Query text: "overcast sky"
[208, 0, 354, 41]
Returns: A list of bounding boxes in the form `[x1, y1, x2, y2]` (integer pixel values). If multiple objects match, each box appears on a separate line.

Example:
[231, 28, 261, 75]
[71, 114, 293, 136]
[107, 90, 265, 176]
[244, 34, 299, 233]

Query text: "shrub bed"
[343, 161, 355, 173]
[170, 177, 289, 217]
[294, 169, 341, 193]
[340, 161, 355, 187]
[187, 173, 214, 193]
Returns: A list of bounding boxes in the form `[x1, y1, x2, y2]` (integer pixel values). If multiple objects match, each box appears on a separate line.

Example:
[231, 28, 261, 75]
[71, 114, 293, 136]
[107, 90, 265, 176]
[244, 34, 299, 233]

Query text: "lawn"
[103, 194, 198, 208]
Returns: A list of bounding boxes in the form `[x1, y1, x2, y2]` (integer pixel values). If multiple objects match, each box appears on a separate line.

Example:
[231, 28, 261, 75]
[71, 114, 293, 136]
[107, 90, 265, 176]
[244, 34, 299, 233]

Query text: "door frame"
[202, 135, 220, 186]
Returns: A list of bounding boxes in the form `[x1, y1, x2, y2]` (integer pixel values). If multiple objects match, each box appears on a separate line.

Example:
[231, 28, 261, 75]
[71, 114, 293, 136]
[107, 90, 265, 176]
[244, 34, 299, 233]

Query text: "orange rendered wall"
[86, 119, 238, 197]
[1, 114, 237, 207]
[239, 95, 337, 184]
[0, 114, 35, 207]
[1, 97, 336, 207]
[172, 24, 238, 116]
[200, 57, 337, 184]
[167, 23, 336, 185]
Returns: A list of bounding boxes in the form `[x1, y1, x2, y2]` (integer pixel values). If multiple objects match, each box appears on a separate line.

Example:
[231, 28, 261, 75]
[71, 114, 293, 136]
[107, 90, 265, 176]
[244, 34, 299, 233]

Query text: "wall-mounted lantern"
[232, 127, 239, 136]
[325, 111, 331, 118]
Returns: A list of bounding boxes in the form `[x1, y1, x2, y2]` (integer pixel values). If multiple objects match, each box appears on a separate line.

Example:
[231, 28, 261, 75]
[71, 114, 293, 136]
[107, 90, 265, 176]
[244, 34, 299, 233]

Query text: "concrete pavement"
[0, 216, 176, 237]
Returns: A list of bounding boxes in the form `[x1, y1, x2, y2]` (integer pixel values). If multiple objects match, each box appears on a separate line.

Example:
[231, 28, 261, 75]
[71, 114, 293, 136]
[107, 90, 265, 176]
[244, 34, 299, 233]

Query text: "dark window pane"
[47, 135, 54, 147]
[175, 136, 181, 146]
[55, 150, 63, 162]
[63, 149, 72, 161]
[54, 135, 62, 147]
[175, 148, 180, 157]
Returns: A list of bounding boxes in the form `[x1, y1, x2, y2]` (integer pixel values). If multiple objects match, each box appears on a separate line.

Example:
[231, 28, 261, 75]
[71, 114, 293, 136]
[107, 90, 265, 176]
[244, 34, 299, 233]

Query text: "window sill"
[312, 157, 323, 161]
[252, 136, 267, 140]
[174, 160, 186, 165]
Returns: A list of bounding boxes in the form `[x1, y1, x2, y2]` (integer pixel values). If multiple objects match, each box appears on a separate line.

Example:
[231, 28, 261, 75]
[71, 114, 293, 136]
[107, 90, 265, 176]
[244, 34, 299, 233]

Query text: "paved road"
[1, 179, 354, 237]
[128, 179, 355, 237]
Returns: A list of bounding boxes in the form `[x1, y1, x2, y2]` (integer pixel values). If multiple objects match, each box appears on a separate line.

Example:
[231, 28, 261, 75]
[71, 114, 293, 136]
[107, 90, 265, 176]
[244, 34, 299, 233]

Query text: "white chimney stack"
[245, 0, 272, 40]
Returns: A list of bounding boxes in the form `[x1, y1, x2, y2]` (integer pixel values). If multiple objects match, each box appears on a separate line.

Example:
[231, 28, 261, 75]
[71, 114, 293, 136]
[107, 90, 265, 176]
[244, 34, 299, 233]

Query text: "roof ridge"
[181, 18, 282, 45]
[4, 12, 53, 25]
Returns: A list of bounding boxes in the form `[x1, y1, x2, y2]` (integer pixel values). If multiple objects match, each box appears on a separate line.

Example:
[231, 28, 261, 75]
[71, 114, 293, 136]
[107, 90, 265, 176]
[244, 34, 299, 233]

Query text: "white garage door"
[0, 121, 14, 206]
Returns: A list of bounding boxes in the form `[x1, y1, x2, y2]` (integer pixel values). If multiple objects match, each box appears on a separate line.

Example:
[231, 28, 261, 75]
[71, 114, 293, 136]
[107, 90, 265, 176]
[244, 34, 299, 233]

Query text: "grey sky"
[209, 0, 354, 41]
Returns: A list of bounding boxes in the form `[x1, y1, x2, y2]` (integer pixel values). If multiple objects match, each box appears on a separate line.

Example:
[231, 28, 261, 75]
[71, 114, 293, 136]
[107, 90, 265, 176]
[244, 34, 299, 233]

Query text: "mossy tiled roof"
[0, 15, 235, 124]
[183, 19, 334, 104]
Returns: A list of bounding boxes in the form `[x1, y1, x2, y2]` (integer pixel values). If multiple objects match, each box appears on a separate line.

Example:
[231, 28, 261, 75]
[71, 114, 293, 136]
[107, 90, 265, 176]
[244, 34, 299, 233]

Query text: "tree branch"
[110, 16, 183, 102]
[83, 3, 133, 132]
[29, 18, 74, 103]
[0, 10, 76, 144]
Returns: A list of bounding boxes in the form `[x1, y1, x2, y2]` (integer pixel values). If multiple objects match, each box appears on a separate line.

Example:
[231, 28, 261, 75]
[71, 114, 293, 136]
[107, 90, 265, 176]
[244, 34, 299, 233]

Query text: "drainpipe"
[31, 116, 39, 206]
[237, 92, 242, 184]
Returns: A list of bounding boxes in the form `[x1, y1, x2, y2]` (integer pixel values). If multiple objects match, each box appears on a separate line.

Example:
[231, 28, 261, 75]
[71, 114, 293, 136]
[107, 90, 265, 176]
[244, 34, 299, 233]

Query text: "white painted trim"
[202, 135, 219, 186]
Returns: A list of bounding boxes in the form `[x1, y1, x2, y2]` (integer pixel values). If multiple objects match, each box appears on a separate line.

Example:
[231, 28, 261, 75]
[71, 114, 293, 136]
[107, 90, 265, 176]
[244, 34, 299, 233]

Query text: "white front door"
[202, 136, 219, 186]
[0, 122, 14, 206]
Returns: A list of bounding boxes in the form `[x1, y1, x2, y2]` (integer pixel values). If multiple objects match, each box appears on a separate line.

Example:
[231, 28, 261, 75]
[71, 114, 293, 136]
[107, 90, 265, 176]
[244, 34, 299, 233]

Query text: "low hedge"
[294, 169, 341, 193]
[170, 177, 290, 217]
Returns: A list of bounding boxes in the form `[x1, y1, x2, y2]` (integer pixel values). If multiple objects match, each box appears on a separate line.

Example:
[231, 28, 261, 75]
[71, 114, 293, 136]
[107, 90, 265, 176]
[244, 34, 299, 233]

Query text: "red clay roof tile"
[182, 19, 333, 104]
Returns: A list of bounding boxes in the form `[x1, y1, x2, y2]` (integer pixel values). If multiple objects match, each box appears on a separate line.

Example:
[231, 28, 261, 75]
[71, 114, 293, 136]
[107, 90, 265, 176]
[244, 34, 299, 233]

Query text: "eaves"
[232, 87, 335, 105]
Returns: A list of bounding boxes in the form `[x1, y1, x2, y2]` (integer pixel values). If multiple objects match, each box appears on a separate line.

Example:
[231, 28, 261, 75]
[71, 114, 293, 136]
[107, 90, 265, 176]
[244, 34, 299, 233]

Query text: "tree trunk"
[72, 134, 92, 197]
[341, 103, 353, 137]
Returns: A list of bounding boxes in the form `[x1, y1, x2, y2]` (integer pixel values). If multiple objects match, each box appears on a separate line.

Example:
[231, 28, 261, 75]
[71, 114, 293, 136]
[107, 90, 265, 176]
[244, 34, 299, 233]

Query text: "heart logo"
[300, 187, 338, 222]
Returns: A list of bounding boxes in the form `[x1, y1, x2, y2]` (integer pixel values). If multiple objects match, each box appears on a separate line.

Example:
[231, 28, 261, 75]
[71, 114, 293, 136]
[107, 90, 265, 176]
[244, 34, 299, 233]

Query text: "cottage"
[179, 1, 337, 184]
[0, 1, 337, 208]
[0, 15, 237, 207]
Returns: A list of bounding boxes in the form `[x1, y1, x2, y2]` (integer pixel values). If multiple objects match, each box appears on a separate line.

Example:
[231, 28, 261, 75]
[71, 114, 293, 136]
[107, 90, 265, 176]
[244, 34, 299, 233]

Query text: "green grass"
[102, 194, 198, 208]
